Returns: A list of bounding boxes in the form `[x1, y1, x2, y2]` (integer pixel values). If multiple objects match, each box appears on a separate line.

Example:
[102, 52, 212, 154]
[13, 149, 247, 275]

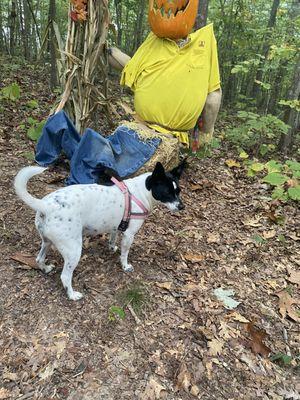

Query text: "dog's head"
[146, 160, 186, 211]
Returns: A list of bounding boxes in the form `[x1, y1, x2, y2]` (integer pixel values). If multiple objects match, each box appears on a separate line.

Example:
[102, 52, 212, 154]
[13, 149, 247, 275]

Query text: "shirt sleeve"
[208, 29, 221, 93]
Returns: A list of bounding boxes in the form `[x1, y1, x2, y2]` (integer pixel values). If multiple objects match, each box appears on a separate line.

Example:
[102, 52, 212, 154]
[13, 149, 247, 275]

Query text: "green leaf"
[239, 150, 249, 159]
[259, 144, 269, 156]
[262, 173, 289, 186]
[26, 100, 39, 109]
[252, 234, 265, 244]
[265, 160, 282, 173]
[270, 353, 293, 366]
[251, 162, 265, 172]
[287, 186, 300, 201]
[27, 116, 37, 125]
[1, 82, 21, 101]
[108, 306, 125, 321]
[27, 120, 45, 141]
[286, 160, 300, 171]
[272, 187, 287, 201]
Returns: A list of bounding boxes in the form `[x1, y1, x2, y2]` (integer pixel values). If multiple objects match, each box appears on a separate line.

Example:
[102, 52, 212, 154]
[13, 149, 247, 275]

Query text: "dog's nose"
[178, 203, 185, 210]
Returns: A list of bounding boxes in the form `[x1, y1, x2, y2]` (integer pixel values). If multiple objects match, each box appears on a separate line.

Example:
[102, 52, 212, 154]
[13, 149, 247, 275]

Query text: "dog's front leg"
[120, 232, 135, 272]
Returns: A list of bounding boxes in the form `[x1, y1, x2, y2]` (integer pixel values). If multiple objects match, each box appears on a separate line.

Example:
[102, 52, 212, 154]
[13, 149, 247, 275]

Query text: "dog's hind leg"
[108, 229, 118, 252]
[36, 238, 54, 273]
[56, 240, 83, 301]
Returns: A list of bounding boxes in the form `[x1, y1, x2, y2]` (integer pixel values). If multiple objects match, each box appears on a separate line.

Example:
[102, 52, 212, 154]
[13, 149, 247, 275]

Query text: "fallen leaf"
[214, 288, 241, 310]
[0, 388, 11, 400]
[205, 360, 213, 380]
[39, 362, 58, 380]
[245, 323, 271, 357]
[208, 338, 224, 356]
[276, 290, 300, 323]
[175, 362, 191, 393]
[183, 253, 205, 263]
[207, 233, 220, 244]
[225, 159, 241, 168]
[277, 388, 300, 400]
[2, 372, 18, 381]
[227, 312, 249, 323]
[141, 377, 166, 400]
[262, 230, 276, 239]
[287, 267, 300, 286]
[190, 385, 200, 397]
[11, 252, 37, 269]
[156, 282, 172, 290]
[243, 216, 262, 227]
[190, 183, 202, 191]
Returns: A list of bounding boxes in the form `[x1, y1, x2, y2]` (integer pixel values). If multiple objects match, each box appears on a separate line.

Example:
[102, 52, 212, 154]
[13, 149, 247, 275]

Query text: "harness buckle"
[118, 220, 129, 232]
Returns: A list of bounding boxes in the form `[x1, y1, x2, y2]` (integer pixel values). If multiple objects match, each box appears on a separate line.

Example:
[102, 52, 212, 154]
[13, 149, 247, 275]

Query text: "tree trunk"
[9, 0, 17, 55]
[48, 0, 58, 90]
[252, 0, 280, 104]
[114, 0, 122, 47]
[278, 55, 300, 154]
[195, 0, 209, 29]
[132, 0, 146, 53]
[0, 8, 4, 53]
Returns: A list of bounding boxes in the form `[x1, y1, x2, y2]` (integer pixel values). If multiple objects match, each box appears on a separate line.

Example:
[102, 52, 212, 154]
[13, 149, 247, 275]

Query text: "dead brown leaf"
[0, 388, 11, 400]
[226, 312, 249, 323]
[276, 290, 300, 323]
[206, 233, 220, 244]
[287, 267, 300, 286]
[243, 216, 263, 227]
[141, 378, 166, 400]
[183, 253, 205, 263]
[245, 323, 271, 357]
[262, 230, 276, 239]
[156, 282, 173, 290]
[11, 252, 37, 269]
[207, 338, 224, 356]
[175, 362, 191, 393]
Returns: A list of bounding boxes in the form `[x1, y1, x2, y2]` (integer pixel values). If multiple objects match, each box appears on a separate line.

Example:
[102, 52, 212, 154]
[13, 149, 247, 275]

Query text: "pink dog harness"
[111, 177, 149, 232]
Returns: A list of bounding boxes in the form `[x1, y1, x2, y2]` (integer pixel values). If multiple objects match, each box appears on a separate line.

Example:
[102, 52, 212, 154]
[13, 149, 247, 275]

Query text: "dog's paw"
[68, 291, 83, 301]
[122, 264, 134, 273]
[41, 264, 55, 274]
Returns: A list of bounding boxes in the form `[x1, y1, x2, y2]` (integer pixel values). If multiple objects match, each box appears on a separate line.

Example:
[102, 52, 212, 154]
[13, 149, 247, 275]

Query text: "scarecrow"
[109, 0, 222, 152]
[35, 0, 221, 184]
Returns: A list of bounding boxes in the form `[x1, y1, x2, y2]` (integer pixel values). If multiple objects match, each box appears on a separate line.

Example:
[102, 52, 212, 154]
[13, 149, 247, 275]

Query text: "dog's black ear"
[146, 162, 165, 190]
[170, 158, 187, 179]
[152, 162, 166, 179]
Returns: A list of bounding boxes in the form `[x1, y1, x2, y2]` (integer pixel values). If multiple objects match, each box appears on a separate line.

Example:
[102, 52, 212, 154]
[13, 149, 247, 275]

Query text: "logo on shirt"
[199, 41, 205, 48]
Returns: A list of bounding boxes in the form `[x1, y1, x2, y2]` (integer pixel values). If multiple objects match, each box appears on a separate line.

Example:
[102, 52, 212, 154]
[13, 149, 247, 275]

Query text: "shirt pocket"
[187, 48, 207, 69]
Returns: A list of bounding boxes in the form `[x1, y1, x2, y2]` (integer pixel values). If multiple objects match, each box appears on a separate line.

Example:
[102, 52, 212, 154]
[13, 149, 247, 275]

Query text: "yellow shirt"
[120, 24, 221, 145]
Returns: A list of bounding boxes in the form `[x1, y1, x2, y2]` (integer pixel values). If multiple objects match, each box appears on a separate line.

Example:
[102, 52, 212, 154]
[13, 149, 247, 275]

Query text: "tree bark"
[278, 55, 300, 153]
[132, 0, 146, 53]
[9, 0, 17, 55]
[48, 0, 58, 90]
[195, 0, 209, 29]
[252, 0, 280, 103]
[114, 0, 122, 47]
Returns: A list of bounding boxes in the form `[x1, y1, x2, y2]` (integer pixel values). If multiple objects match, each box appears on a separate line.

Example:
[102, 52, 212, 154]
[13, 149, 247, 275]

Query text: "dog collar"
[111, 177, 149, 232]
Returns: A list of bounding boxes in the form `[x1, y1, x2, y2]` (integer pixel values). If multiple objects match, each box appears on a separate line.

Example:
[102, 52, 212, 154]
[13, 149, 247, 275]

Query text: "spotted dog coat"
[14, 162, 185, 300]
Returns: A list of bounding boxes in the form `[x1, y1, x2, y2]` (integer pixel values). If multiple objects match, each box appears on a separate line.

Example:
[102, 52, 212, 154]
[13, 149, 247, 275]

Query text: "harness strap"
[111, 177, 149, 232]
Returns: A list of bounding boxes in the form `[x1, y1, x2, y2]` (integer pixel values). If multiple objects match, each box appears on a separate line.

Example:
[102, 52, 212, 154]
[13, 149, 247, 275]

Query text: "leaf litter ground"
[0, 62, 299, 400]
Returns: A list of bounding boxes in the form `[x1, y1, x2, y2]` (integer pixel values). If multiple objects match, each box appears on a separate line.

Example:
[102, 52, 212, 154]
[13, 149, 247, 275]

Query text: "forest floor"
[0, 60, 299, 400]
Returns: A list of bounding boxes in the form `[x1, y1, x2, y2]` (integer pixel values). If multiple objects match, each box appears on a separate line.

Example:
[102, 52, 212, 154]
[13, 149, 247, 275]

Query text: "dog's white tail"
[14, 166, 47, 214]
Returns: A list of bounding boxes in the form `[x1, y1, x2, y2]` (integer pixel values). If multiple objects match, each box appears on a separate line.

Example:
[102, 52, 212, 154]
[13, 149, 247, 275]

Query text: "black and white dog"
[14, 161, 186, 300]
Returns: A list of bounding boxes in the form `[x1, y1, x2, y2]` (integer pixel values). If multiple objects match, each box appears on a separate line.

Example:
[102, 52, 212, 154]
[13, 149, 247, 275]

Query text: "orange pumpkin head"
[148, 0, 199, 40]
